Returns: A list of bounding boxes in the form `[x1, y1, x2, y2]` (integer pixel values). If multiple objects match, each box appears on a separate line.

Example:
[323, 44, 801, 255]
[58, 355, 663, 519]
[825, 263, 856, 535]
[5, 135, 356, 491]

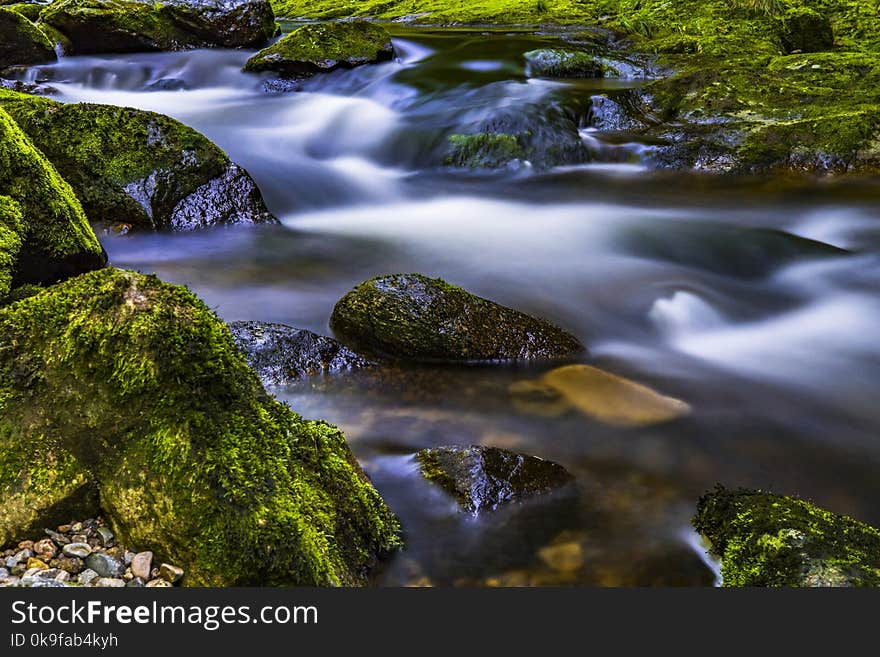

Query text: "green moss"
[4, 3, 42, 22]
[0, 268, 401, 585]
[243, 21, 393, 77]
[524, 48, 610, 78]
[694, 486, 880, 586]
[0, 107, 106, 285]
[0, 7, 56, 67]
[330, 273, 584, 361]
[0, 195, 21, 299]
[446, 132, 526, 168]
[0, 90, 231, 229]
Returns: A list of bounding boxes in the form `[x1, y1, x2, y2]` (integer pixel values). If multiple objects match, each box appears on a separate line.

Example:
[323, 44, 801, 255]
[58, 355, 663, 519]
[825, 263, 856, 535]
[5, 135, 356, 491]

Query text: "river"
[17, 25, 880, 586]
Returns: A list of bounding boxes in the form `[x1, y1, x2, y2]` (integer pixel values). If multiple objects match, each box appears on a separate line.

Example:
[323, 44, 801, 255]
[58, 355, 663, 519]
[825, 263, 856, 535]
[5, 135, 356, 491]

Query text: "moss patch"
[0, 106, 106, 286]
[0, 7, 56, 67]
[0, 267, 401, 585]
[445, 132, 526, 168]
[694, 486, 880, 586]
[523, 48, 609, 78]
[244, 21, 393, 77]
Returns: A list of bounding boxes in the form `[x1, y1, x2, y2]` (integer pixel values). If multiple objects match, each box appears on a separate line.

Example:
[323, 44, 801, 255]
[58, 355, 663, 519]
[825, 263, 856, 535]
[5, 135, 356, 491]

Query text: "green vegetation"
[0, 107, 106, 286]
[446, 133, 526, 168]
[523, 49, 609, 78]
[0, 268, 401, 585]
[0, 7, 56, 67]
[694, 486, 880, 586]
[244, 21, 394, 77]
[3, 3, 43, 23]
[0, 195, 21, 299]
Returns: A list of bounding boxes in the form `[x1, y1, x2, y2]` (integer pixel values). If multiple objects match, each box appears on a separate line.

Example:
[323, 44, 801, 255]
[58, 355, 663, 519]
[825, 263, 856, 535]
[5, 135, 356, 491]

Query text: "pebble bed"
[0, 517, 184, 588]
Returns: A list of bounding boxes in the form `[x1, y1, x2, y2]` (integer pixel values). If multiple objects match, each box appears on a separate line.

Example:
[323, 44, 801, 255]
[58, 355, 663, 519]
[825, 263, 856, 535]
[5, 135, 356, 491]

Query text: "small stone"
[50, 556, 84, 575]
[150, 567, 160, 579]
[123, 569, 133, 581]
[23, 567, 43, 578]
[71, 534, 88, 544]
[78, 569, 99, 585]
[57, 524, 72, 534]
[70, 522, 83, 533]
[85, 553, 124, 578]
[45, 529, 69, 545]
[105, 546, 125, 559]
[159, 563, 184, 583]
[97, 527, 115, 547]
[126, 577, 145, 588]
[537, 541, 585, 573]
[62, 542, 92, 559]
[17, 540, 34, 551]
[146, 578, 172, 588]
[6, 549, 32, 568]
[26, 558, 48, 571]
[124, 550, 135, 566]
[54, 570, 71, 583]
[131, 552, 153, 581]
[0, 567, 10, 581]
[95, 577, 125, 588]
[35, 568, 62, 580]
[33, 538, 57, 560]
[10, 564, 26, 576]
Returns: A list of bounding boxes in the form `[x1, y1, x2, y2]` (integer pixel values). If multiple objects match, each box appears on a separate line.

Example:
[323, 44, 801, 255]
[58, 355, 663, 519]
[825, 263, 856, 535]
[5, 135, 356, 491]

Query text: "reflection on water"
[20, 27, 880, 586]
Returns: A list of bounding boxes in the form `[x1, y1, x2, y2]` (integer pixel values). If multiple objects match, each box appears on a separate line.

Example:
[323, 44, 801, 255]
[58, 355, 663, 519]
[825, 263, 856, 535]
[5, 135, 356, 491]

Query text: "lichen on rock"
[0, 268, 401, 585]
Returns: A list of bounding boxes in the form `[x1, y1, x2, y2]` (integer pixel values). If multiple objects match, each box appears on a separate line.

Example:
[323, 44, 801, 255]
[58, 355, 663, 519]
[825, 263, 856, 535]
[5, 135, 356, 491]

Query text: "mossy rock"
[0, 91, 276, 230]
[330, 273, 584, 362]
[694, 486, 880, 587]
[776, 8, 834, 54]
[39, 0, 276, 55]
[445, 133, 525, 168]
[415, 445, 574, 514]
[229, 320, 375, 386]
[243, 21, 394, 78]
[523, 49, 609, 79]
[0, 7, 56, 68]
[0, 107, 106, 286]
[4, 2, 42, 22]
[0, 267, 401, 585]
[0, 195, 21, 299]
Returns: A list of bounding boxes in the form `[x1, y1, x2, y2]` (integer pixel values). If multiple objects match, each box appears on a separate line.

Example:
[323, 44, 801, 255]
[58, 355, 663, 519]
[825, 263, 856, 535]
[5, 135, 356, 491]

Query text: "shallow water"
[19, 26, 880, 586]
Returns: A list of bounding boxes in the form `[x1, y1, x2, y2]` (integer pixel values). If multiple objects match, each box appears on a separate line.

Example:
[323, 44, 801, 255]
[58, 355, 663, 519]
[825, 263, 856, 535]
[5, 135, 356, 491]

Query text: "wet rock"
[97, 526, 115, 547]
[77, 568, 98, 585]
[445, 133, 526, 169]
[0, 8, 56, 69]
[95, 577, 126, 587]
[415, 445, 574, 513]
[44, 529, 70, 545]
[3, 3, 42, 22]
[32, 538, 55, 559]
[0, 78, 57, 96]
[131, 551, 152, 580]
[50, 556, 84, 574]
[776, 8, 834, 54]
[588, 93, 650, 133]
[0, 268, 400, 586]
[330, 274, 584, 362]
[243, 21, 393, 78]
[230, 320, 375, 386]
[85, 553, 124, 578]
[126, 577, 145, 587]
[146, 578, 172, 587]
[512, 364, 691, 428]
[62, 542, 91, 559]
[159, 563, 184, 583]
[145, 78, 189, 92]
[40, 0, 276, 55]
[524, 49, 609, 79]
[26, 557, 47, 570]
[694, 486, 880, 586]
[0, 92, 277, 231]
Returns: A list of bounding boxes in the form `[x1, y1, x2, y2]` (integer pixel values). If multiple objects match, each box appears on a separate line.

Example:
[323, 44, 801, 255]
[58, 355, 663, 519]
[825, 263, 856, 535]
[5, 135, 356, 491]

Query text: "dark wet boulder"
[0, 78, 57, 95]
[0, 107, 106, 287]
[330, 273, 584, 362]
[415, 446, 574, 514]
[39, 0, 275, 55]
[776, 8, 834, 54]
[0, 8, 56, 69]
[616, 221, 849, 279]
[694, 486, 880, 587]
[3, 2, 42, 23]
[243, 21, 393, 78]
[0, 91, 276, 230]
[0, 268, 401, 585]
[229, 320, 375, 386]
[524, 49, 611, 79]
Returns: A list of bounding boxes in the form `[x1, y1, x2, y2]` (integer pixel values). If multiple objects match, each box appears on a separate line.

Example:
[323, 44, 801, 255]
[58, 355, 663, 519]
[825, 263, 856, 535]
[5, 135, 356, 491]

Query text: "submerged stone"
[415, 445, 574, 513]
[0, 107, 107, 287]
[0, 8, 56, 69]
[445, 133, 525, 169]
[0, 91, 276, 230]
[330, 273, 584, 362]
[243, 21, 394, 78]
[230, 320, 375, 386]
[0, 268, 401, 585]
[694, 486, 880, 587]
[523, 49, 609, 78]
[39, 0, 276, 55]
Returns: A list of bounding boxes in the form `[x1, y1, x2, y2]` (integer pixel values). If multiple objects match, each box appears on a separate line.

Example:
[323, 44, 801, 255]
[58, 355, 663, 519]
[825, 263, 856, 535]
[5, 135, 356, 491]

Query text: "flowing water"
[18, 26, 880, 586]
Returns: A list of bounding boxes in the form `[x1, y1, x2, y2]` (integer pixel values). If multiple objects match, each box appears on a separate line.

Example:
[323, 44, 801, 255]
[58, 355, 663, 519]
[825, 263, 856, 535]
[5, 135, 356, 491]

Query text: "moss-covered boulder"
[416, 446, 574, 514]
[0, 7, 56, 69]
[230, 320, 375, 386]
[776, 8, 834, 54]
[243, 21, 394, 78]
[445, 133, 526, 169]
[4, 3, 42, 23]
[0, 107, 106, 286]
[330, 273, 584, 362]
[693, 486, 880, 587]
[39, 0, 276, 55]
[523, 49, 610, 79]
[0, 195, 21, 299]
[0, 91, 276, 230]
[0, 268, 401, 585]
